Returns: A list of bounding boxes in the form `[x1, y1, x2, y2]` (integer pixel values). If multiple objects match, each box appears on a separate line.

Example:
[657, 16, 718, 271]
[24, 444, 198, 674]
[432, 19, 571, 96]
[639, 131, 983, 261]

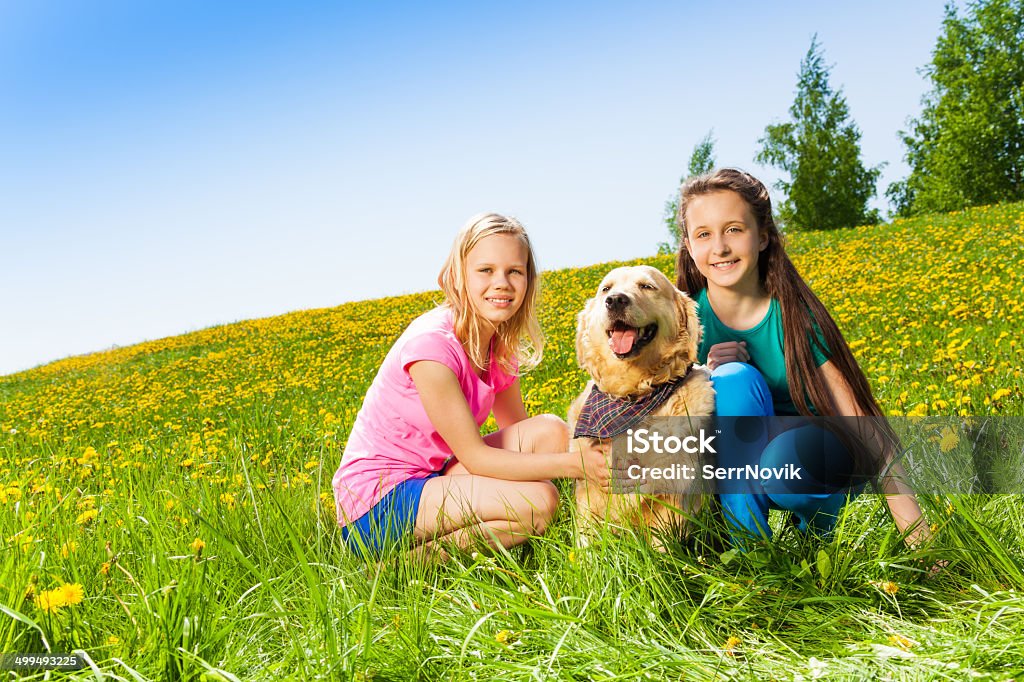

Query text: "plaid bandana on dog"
[573, 370, 690, 439]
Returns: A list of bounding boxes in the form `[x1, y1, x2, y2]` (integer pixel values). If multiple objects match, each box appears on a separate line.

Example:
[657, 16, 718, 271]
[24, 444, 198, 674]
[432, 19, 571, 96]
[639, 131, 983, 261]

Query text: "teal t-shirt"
[696, 289, 830, 416]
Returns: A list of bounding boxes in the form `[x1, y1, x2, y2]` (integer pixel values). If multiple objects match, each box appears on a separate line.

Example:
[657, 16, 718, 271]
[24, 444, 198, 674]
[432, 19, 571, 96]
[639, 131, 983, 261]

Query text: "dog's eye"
[600, 285, 611, 293]
[639, 283, 656, 290]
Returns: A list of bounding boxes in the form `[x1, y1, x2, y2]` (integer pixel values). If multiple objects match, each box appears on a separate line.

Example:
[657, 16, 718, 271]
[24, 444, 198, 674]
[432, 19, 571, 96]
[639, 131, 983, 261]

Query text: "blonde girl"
[333, 213, 608, 556]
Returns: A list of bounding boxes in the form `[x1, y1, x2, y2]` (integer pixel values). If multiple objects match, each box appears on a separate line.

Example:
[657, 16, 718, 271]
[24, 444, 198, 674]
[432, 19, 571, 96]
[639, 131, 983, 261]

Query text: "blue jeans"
[711, 362, 861, 545]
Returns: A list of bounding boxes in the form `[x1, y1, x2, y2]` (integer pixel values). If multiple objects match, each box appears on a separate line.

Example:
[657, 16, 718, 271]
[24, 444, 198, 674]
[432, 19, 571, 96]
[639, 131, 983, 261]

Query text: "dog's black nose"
[605, 293, 629, 312]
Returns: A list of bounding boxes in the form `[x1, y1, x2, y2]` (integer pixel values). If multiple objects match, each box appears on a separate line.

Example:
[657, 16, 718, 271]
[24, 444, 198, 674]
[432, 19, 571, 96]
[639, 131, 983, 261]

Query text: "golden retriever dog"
[568, 265, 716, 548]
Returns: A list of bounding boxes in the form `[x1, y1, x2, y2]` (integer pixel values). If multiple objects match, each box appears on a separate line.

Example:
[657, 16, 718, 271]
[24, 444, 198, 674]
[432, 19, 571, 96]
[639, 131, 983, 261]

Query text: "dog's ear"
[675, 288, 701, 361]
[575, 297, 597, 374]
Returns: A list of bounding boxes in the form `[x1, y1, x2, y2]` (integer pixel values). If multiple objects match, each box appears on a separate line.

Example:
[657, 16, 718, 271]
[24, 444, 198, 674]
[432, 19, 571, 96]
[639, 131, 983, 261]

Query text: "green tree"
[756, 37, 882, 230]
[888, 0, 1024, 216]
[687, 130, 716, 178]
[658, 131, 716, 254]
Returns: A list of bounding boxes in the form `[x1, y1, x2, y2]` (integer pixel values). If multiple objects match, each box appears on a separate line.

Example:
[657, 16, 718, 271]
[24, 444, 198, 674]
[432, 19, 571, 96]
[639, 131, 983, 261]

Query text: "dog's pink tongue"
[609, 328, 638, 354]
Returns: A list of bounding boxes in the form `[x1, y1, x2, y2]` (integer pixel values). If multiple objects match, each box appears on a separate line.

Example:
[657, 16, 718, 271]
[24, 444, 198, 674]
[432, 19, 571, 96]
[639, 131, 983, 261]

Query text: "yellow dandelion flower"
[907, 403, 929, 417]
[100, 562, 111, 576]
[106, 635, 120, 645]
[724, 635, 741, 655]
[494, 629, 512, 644]
[76, 509, 99, 525]
[60, 540, 78, 558]
[76, 446, 99, 465]
[35, 589, 65, 613]
[880, 581, 899, 595]
[219, 492, 237, 510]
[190, 538, 206, 555]
[888, 634, 914, 650]
[938, 427, 959, 453]
[991, 388, 1011, 402]
[57, 583, 84, 606]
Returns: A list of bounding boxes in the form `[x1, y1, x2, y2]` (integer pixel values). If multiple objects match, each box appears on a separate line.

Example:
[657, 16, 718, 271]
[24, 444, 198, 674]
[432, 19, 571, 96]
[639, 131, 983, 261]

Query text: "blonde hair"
[438, 212, 544, 374]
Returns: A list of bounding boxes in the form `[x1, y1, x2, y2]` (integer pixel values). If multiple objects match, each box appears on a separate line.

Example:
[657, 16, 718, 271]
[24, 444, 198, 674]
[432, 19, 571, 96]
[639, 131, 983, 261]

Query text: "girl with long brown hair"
[675, 168, 932, 547]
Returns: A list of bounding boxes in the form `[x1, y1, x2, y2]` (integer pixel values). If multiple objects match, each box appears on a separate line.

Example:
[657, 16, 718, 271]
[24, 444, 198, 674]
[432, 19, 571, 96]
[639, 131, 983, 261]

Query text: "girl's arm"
[409, 360, 608, 486]
[492, 378, 529, 430]
[819, 361, 932, 547]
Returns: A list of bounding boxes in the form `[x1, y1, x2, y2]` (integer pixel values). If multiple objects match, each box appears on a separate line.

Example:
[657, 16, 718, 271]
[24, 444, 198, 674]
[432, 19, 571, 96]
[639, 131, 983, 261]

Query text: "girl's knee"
[527, 481, 560, 531]
[711, 362, 773, 416]
[711, 361, 761, 387]
[531, 413, 570, 452]
[761, 426, 853, 493]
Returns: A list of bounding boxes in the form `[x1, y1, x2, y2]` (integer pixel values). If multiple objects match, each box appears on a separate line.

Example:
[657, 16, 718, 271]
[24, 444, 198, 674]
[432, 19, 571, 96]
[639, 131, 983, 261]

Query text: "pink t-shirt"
[332, 307, 518, 527]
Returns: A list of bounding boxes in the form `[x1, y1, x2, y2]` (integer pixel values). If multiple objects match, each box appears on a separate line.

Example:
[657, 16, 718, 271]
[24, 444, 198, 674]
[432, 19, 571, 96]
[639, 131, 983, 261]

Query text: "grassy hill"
[2, 203, 1024, 680]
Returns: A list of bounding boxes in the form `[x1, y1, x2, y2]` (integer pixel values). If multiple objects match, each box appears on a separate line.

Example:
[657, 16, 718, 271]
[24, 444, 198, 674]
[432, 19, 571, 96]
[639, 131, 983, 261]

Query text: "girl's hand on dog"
[576, 439, 612, 492]
[706, 341, 749, 370]
[612, 455, 647, 493]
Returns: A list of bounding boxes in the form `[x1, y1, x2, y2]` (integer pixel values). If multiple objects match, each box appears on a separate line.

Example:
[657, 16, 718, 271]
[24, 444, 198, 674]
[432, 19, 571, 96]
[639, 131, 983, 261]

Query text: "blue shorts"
[341, 473, 439, 558]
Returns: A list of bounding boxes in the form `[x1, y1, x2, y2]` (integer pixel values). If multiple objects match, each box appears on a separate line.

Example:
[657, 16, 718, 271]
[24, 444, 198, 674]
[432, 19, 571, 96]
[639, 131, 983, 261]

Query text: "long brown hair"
[438, 212, 544, 374]
[675, 168, 881, 421]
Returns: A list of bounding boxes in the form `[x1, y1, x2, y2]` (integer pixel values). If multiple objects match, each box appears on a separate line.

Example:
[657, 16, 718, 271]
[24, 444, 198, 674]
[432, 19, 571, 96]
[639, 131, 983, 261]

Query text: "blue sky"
[0, 1, 949, 376]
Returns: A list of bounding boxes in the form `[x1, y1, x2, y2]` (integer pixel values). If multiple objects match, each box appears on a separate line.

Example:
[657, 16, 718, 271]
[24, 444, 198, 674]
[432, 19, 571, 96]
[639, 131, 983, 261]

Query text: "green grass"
[2, 202, 1024, 680]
